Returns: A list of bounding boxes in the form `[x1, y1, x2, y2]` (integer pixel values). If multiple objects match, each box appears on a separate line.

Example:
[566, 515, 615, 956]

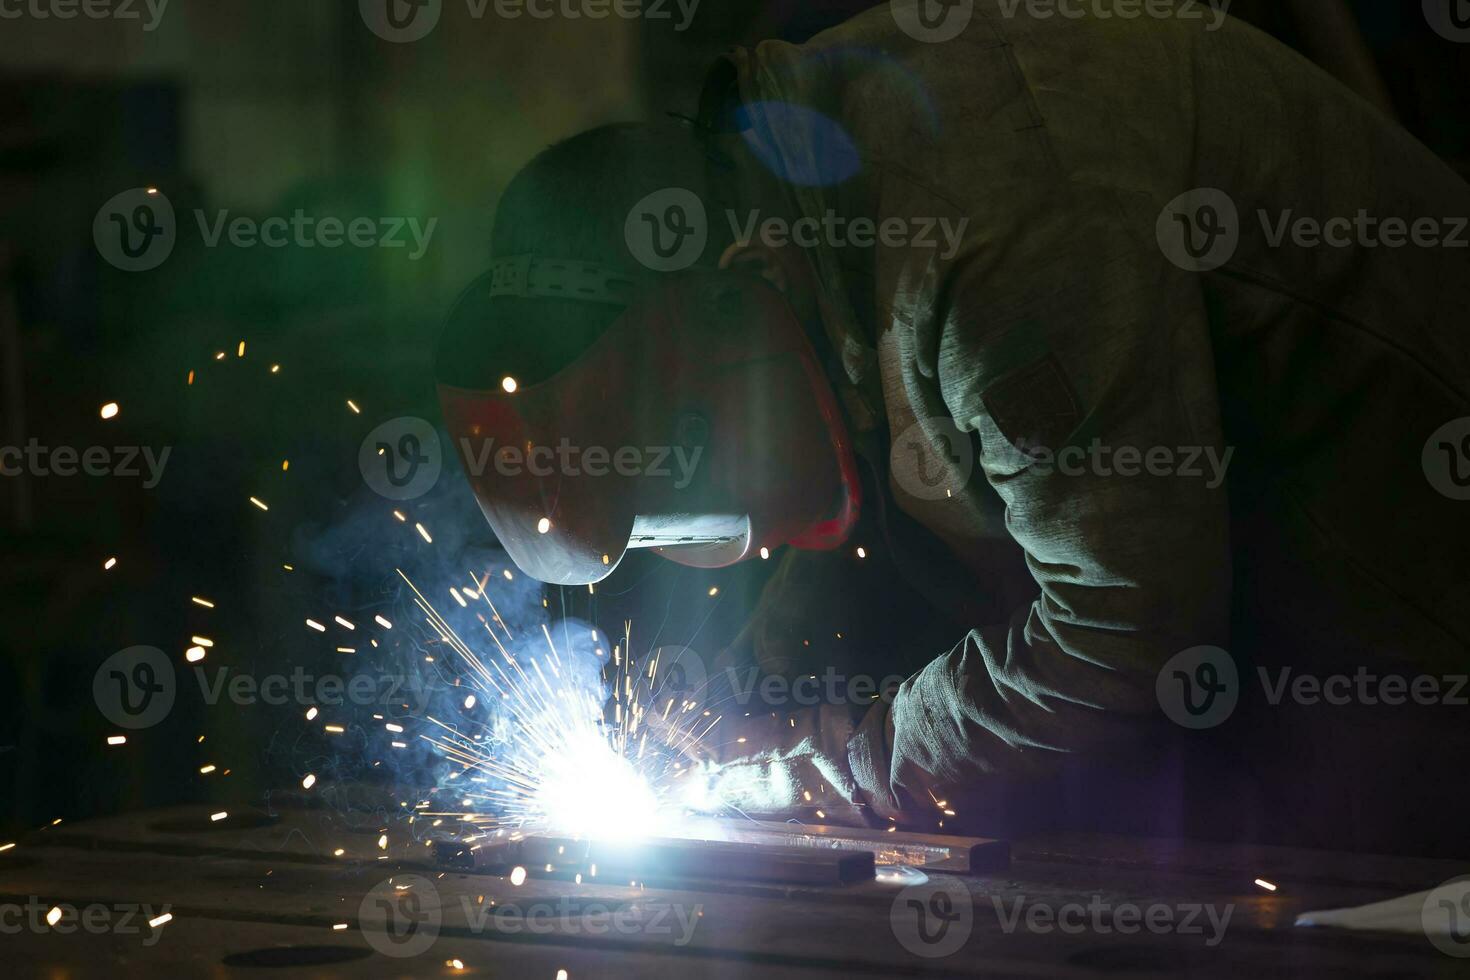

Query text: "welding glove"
[679, 700, 907, 827]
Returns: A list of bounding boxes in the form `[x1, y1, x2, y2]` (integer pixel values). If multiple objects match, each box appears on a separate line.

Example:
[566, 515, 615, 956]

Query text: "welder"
[436, 2, 1470, 845]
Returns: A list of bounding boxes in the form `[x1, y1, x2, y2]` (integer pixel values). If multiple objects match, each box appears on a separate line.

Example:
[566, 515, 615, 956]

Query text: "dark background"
[1, 1, 1467, 842]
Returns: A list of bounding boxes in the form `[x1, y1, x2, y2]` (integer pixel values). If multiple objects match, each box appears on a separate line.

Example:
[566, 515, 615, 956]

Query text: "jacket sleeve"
[852, 191, 1235, 814]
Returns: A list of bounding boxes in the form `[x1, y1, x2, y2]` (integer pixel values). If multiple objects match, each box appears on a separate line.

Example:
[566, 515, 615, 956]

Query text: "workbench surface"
[2, 805, 1465, 977]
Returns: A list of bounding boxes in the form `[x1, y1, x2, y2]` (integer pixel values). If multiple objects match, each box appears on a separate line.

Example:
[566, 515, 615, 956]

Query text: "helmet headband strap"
[486, 253, 642, 308]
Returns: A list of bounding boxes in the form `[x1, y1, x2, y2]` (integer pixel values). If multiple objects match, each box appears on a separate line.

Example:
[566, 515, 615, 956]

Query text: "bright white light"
[533, 729, 664, 840]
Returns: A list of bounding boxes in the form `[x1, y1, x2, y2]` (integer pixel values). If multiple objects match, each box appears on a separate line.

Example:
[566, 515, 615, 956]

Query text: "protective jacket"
[697, 0, 1470, 820]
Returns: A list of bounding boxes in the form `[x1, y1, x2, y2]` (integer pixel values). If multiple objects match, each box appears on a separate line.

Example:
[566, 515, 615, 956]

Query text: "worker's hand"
[676, 702, 882, 826]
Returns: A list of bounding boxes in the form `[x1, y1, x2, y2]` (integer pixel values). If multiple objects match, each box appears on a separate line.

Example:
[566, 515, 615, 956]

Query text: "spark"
[199, 765, 216, 774]
[99, 402, 119, 420]
[148, 913, 172, 928]
[107, 736, 126, 746]
[416, 523, 432, 543]
[1255, 878, 1278, 892]
[375, 615, 393, 629]
[347, 400, 361, 414]
[501, 377, 518, 393]
[306, 619, 326, 632]
[46, 907, 62, 926]
[210, 811, 227, 822]
[103, 557, 117, 570]
[856, 546, 867, 559]
[397, 573, 713, 842]
[249, 496, 269, 511]
[536, 518, 551, 534]
[186, 647, 206, 663]
[302, 774, 316, 789]
[191, 596, 215, 608]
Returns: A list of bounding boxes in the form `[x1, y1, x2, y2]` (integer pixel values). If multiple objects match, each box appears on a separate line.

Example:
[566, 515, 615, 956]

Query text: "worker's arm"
[851, 198, 1234, 817]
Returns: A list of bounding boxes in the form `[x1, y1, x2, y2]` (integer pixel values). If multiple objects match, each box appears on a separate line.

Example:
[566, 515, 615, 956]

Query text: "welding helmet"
[437, 255, 860, 585]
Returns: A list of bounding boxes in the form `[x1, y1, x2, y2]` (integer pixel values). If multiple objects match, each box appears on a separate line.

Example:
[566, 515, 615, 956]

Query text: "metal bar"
[436, 833, 875, 885]
[696, 819, 1010, 875]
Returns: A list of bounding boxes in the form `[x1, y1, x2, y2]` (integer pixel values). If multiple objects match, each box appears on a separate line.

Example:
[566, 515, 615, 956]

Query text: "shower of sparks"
[399, 570, 715, 841]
